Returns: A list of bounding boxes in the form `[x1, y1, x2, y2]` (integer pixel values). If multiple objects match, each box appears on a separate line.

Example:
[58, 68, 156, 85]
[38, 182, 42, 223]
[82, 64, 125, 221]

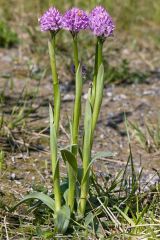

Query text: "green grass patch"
[105, 59, 148, 84]
[0, 21, 19, 48]
[1, 146, 159, 239]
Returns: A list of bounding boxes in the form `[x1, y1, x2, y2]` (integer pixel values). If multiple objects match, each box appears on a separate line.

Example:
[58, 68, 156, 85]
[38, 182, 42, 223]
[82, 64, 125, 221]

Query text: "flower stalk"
[78, 88, 92, 215]
[39, 5, 115, 221]
[68, 35, 83, 212]
[79, 64, 104, 216]
[48, 34, 61, 135]
[62, 7, 89, 211]
[91, 40, 98, 107]
[97, 38, 103, 69]
[48, 34, 61, 212]
[91, 39, 104, 143]
[72, 35, 80, 146]
[49, 105, 61, 212]
[73, 35, 79, 71]
[91, 64, 104, 145]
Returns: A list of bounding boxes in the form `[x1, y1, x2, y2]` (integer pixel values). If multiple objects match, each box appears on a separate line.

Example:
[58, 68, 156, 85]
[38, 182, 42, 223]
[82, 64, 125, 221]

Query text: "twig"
[4, 216, 9, 240]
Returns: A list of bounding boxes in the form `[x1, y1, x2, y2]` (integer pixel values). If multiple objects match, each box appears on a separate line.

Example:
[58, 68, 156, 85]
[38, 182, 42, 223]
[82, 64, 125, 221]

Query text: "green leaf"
[69, 120, 73, 139]
[71, 144, 78, 155]
[60, 144, 77, 151]
[83, 88, 92, 153]
[48, 38, 61, 134]
[49, 103, 54, 125]
[60, 181, 68, 194]
[75, 64, 83, 109]
[49, 104, 57, 151]
[12, 192, 55, 212]
[96, 64, 104, 97]
[77, 167, 83, 183]
[55, 205, 71, 233]
[78, 147, 83, 161]
[84, 212, 94, 226]
[49, 104, 59, 181]
[60, 181, 69, 204]
[91, 64, 104, 135]
[84, 89, 92, 132]
[92, 151, 113, 161]
[81, 152, 113, 185]
[81, 90, 92, 184]
[81, 157, 95, 185]
[114, 205, 135, 226]
[71, 64, 83, 155]
[63, 189, 69, 204]
[61, 149, 78, 173]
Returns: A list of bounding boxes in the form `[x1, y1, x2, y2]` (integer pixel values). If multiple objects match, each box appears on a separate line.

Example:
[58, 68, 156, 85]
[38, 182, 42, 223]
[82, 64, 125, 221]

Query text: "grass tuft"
[1, 146, 159, 239]
[0, 21, 19, 48]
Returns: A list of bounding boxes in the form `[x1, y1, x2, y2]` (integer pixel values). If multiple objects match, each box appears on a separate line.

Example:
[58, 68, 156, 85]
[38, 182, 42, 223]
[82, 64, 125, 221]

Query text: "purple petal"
[89, 6, 115, 38]
[63, 8, 89, 33]
[39, 7, 63, 32]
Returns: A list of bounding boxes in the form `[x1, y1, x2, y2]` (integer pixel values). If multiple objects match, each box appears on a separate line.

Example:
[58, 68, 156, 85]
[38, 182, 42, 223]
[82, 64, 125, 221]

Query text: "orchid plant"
[13, 6, 115, 233]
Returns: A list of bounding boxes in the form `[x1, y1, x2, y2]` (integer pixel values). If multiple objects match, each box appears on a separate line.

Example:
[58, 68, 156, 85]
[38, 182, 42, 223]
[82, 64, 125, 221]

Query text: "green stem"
[67, 34, 81, 212]
[73, 35, 79, 72]
[50, 105, 61, 213]
[79, 148, 91, 216]
[78, 89, 92, 216]
[79, 40, 104, 216]
[91, 40, 98, 108]
[97, 38, 103, 69]
[72, 65, 82, 150]
[72, 34, 80, 147]
[91, 39, 104, 145]
[48, 34, 61, 212]
[49, 34, 61, 136]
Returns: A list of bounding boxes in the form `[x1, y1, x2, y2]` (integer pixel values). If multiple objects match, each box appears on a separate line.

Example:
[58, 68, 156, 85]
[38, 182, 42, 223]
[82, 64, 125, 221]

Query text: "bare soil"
[0, 43, 160, 206]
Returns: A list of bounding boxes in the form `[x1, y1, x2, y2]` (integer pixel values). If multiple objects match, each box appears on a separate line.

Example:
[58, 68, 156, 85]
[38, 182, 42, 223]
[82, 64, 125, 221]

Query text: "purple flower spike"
[89, 6, 115, 39]
[39, 7, 62, 32]
[63, 8, 89, 35]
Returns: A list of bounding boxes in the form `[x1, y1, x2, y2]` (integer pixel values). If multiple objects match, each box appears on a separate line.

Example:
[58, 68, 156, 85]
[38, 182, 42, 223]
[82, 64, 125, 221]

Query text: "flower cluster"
[89, 6, 115, 38]
[39, 6, 115, 38]
[36, 5, 116, 230]
[39, 7, 62, 32]
[63, 8, 89, 34]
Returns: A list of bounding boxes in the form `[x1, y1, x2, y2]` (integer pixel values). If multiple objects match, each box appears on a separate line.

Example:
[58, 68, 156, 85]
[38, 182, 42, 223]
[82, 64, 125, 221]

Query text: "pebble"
[83, 93, 88, 100]
[9, 173, 23, 181]
[10, 173, 16, 180]
[113, 94, 127, 101]
[63, 94, 74, 101]
[143, 90, 156, 96]
[106, 92, 112, 97]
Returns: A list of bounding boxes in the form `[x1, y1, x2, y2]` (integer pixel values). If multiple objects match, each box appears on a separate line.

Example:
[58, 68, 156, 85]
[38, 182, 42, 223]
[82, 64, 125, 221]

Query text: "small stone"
[63, 94, 74, 101]
[106, 92, 112, 97]
[10, 173, 16, 180]
[113, 94, 127, 101]
[100, 134, 104, 139]
[83, 93, 88, 100]
[143, 90, 155, 96]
